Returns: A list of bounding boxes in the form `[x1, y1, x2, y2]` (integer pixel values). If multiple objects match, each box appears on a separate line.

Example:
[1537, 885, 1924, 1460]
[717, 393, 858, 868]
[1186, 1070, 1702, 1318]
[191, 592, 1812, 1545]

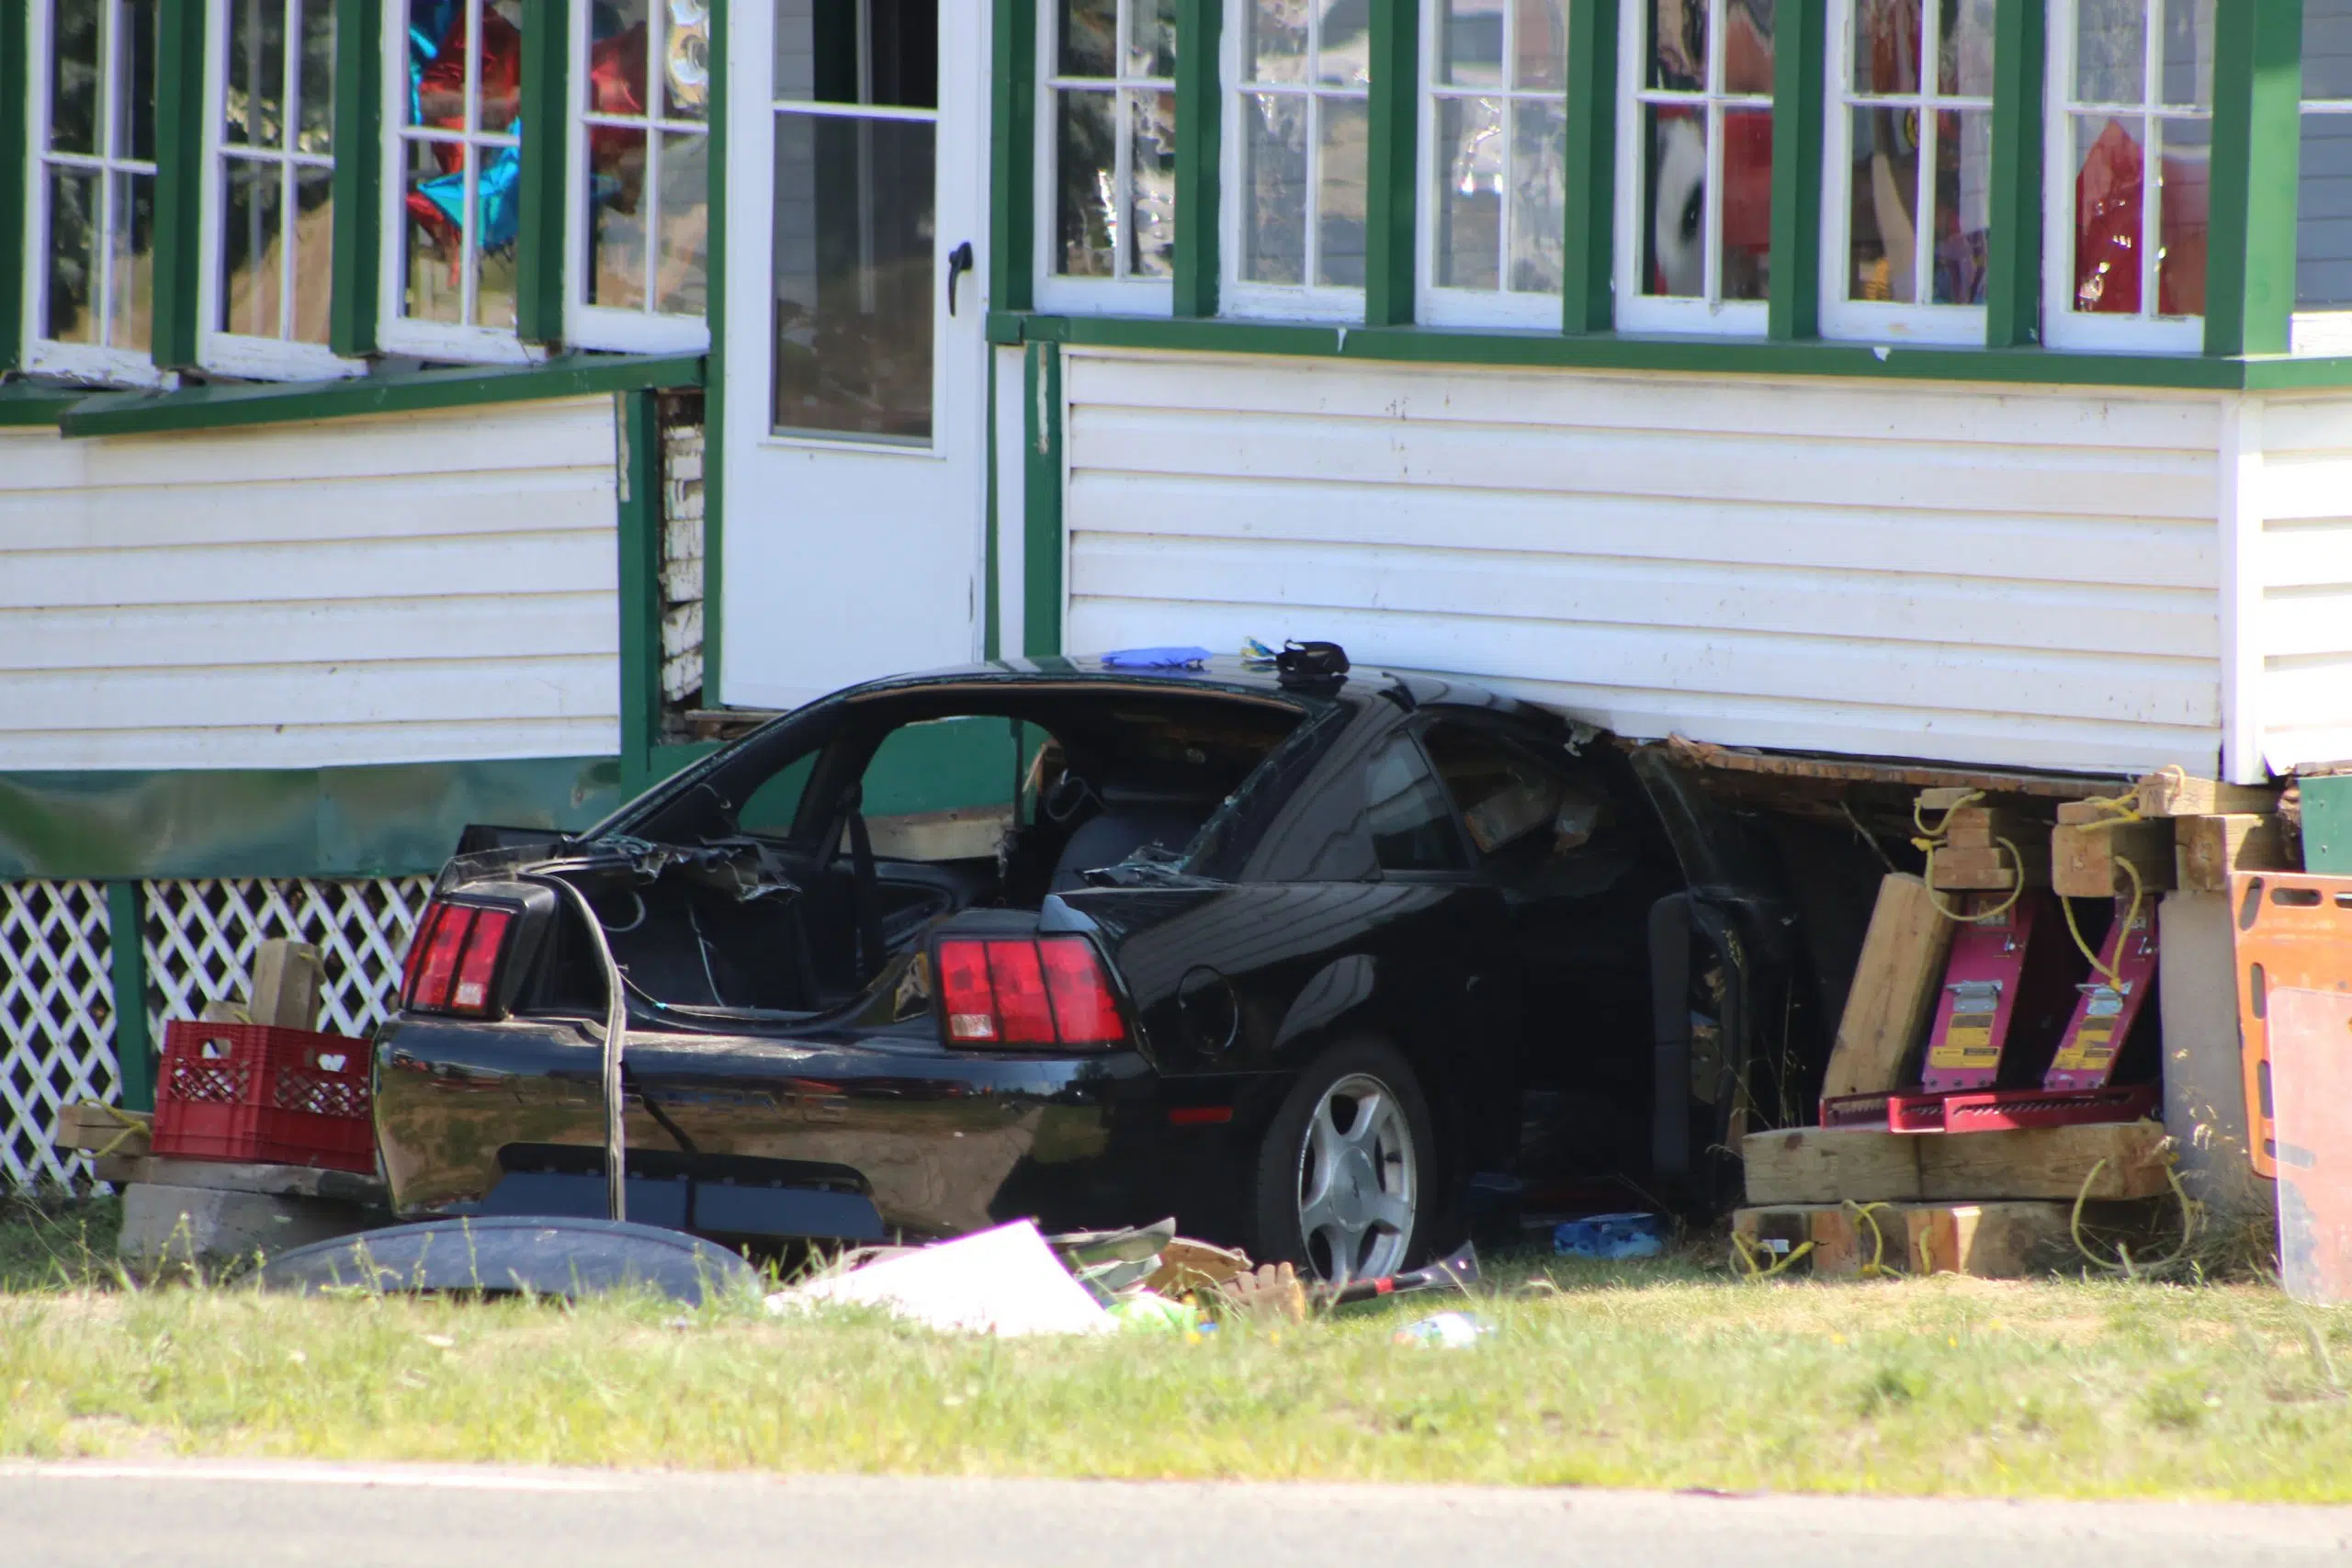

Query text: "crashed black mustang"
[375, 654, 1810, 1280]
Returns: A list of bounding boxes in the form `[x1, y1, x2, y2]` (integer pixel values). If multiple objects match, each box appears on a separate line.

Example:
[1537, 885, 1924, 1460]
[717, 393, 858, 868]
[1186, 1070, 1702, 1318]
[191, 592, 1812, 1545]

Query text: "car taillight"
[403, 900, 514, 1017]
[933, 936, 1125, 1049]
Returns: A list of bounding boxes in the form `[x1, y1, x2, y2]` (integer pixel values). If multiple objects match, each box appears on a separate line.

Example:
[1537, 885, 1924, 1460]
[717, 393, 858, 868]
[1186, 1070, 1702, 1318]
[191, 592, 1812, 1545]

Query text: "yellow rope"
[1915, 836, 2027, 923]
[1842, 1201, 1904, 1278]
[1912, 789, 1984, 840]
[80, 1101, 152, 1160]
[2059, 853, 2145, 988]
[2069, 1152, 2200, 1279]
[1731, 1232, 1815, 1280]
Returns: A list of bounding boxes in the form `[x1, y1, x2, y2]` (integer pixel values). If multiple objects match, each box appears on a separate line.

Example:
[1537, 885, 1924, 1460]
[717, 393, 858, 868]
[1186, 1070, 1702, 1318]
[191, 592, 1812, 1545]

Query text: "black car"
[374, 653, 1810, 1280]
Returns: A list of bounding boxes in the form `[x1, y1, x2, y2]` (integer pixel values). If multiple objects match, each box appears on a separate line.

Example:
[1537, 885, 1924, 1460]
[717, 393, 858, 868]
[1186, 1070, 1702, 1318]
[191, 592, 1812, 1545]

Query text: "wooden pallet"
[1742, 1121, 2172, 1206]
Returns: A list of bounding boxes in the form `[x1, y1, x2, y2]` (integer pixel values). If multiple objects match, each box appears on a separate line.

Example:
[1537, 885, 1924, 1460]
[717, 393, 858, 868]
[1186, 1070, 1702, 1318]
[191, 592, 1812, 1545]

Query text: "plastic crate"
[151, 1021, 376, 1173]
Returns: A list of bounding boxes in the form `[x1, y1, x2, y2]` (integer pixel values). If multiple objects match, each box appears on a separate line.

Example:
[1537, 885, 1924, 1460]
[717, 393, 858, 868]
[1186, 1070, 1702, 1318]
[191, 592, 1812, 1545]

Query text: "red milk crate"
[151, 1021, 377, 1173]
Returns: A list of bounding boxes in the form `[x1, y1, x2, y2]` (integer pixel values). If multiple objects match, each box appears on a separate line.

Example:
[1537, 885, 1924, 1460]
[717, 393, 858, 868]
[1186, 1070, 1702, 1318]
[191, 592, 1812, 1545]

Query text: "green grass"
[5, 1201, 2352, 1500]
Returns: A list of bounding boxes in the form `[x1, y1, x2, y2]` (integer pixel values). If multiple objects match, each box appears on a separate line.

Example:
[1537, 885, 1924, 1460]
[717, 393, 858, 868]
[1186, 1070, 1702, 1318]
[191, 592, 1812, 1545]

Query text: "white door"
[721, 0, 990, 709]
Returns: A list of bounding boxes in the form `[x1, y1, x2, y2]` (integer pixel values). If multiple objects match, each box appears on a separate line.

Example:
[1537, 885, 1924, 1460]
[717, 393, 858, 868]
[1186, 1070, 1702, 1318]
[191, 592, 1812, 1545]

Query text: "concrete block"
[118, 1182, 370, 1274]
[2158, 889, 2277, 1219]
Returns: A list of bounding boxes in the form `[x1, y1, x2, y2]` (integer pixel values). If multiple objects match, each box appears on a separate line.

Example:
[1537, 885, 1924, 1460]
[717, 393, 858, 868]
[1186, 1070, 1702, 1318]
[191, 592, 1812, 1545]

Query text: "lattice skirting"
[0, 877, 431, 1188]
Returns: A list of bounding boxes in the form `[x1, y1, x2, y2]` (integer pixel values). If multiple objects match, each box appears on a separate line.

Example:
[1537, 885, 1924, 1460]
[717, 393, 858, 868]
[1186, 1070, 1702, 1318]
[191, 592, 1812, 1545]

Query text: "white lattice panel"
[0, 882, 117, 1186]
[142, 878, 434, 1042]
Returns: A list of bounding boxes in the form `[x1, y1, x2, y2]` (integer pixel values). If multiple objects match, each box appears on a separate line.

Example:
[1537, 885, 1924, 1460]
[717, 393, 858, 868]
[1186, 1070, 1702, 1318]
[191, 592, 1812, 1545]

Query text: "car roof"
[839, 654, 1523, 715]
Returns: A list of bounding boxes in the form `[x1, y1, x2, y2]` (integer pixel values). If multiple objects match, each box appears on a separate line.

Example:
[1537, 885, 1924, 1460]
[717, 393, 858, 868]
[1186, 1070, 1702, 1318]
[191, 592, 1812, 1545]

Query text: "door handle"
[946, 242, 975, 315]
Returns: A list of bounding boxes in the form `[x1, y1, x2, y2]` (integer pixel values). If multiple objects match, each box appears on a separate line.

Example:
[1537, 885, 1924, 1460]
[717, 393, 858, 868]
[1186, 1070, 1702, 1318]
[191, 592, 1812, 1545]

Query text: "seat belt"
[844, 785, 885, 987]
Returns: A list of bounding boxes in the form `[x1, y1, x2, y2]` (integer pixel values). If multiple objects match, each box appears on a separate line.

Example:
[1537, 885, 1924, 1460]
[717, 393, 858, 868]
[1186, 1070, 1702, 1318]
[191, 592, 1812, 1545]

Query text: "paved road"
[6, 1461, 2350, 1567]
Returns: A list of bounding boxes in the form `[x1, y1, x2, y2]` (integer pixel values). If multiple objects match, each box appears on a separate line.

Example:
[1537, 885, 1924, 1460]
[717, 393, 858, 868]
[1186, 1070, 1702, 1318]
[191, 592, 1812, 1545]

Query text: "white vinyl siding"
[2253, 396, 2352, 773]
[1060, 351, 2226, 778]
[0, 396, 621, 771]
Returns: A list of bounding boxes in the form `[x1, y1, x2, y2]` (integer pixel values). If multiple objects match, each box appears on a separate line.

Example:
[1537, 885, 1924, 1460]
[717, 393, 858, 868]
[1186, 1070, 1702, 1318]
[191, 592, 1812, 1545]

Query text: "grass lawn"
[4, 1194, 2349, 1501]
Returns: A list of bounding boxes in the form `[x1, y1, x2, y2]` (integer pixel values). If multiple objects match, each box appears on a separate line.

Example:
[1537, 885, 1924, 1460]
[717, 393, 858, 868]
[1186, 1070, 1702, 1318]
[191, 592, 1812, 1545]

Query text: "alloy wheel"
[1294, 1071, 1417, 1282]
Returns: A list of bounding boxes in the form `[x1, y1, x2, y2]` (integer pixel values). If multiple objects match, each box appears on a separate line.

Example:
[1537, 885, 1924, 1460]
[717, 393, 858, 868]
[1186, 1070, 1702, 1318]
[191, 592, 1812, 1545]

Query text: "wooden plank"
[1916, 1120, 2173, 1201]
[1930, 838, 2051, 890]
[53, 1101, 153, 1156]
[2177, 813, 2294, 891]
[1940, 806, 2041, 851]
[1741, 1127, 1923, 1205]
[248, 939, 322, 1031]
[2052, 819, 2179, 897]
[1823, 874, 1956, 1099]
[1905, 1202, 2075, 1278]
[2134, 768, 2281, 818]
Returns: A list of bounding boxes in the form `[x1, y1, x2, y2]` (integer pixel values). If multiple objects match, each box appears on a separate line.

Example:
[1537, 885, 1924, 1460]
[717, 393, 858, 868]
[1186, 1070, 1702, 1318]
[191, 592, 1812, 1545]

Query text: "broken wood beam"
[2052, 819, 2178, 898]
[1822, 874, 1954, 1100]
[247, 939, 323, 1031]
[2176, 813, 2294, 892]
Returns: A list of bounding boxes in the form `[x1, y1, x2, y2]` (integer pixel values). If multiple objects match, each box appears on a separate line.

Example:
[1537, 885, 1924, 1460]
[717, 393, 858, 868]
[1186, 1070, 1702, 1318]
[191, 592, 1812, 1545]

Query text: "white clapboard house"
[2, 0, 2346, 1189]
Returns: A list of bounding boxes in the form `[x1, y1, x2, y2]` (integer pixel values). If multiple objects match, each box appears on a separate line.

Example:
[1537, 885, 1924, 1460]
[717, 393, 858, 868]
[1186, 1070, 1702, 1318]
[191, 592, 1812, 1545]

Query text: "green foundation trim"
[1767, 0, 1825, 342]
[107, 881, 153, 1112]
[1561, 0, 1618, 335]
[1364, 0, 1419, 327]
[2206, 0, 2305, 359]
[1022, 340, 1064, 658]
[616, 390, 663, 794]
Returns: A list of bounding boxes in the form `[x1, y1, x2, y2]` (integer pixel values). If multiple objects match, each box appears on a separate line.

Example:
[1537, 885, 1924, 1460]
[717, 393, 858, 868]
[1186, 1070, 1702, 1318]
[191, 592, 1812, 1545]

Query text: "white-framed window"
[1036, 0, 1178, 312]
[2041, 0, 2212, 352]
[568, 0, 713, 353]
[1614, 0, 1774, 336]
[380, 0, 537, 360]
[1820, 0, 1995, 345]
[1418, 0, 1568, 329]
[1222, 0, 1371, 321]
[23, 0, 167, 385]
[2295, 0, 2352, 354]
[198, 0, 360, 378]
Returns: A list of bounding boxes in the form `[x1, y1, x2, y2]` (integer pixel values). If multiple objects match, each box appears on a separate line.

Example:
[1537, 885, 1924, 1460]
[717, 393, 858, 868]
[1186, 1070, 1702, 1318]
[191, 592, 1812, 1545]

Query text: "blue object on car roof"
[1554, 1212, 1667, 1259]
[1100, 647, 1213, 670]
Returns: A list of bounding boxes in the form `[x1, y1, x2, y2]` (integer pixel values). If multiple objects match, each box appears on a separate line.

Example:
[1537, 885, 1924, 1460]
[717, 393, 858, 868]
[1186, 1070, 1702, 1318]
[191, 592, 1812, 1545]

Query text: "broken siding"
[1062, 352, 2223, 777]
[0, 397, 622, 771]
[2256, 395, 2352, 773]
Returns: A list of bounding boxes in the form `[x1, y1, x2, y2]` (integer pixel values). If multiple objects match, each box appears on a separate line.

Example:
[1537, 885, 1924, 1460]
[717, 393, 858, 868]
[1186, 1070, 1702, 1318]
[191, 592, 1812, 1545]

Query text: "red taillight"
[403, 900, 514, 1016]
[934, 936, 1125, 1049]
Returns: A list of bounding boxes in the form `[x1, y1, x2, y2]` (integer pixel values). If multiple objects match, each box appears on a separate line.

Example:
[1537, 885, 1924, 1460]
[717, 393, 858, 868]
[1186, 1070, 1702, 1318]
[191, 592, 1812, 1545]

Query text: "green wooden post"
[1364, 0, 1419, 325]
[701, 0, 728, 704]
[1022, 341, 1064, 657]
[517, 0, 571, 344]
[330, 0, 383, 358]
[0, 0, 30, 370]
[2206, 0, 2304, 357]
[150, 0, 208, 369]
[1984, 0, 2045, 347]
[107, 882, 154, 1113]
[1561, 0, 1618, 335]
[616, 390, 662, 794]
[991, 0, 1035, 314]
[1172, 0, 1224, 316]
[1768, 0, 1825, 340]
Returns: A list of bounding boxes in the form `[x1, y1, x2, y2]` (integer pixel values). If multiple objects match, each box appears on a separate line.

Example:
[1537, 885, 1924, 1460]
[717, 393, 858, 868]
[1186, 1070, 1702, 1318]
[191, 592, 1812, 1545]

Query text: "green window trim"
[332, 0, 385, 357]
[150, 1, 208, 371]
[699, 0, 728, 706]
[1171, 0, 1222, 316]
[516, 0, 570, 344]
[1984, 0, 2044, 348]
[1559, 0, 1617, 335]
[1363, 0, 1419, 327]
[1767, 0, 1826, 342]
[2206, 0, 2305, 359]
[1, 0, 31, 373]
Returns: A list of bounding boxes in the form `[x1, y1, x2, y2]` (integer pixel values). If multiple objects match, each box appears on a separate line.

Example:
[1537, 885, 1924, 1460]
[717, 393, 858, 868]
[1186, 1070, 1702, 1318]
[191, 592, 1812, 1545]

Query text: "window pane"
[1513, 0, 1563, 91]
[1435, 95, 1502, 288]
[299, 0, 335, 151]
[1722, 0, 1771, 95]
[45, 169, 99, 342]
[655, 130, 711, 313]
[2075, 0, 2145, 105]
[1365, 736, 1465, 873]
[1509, 96, 1566, 293]
[50, 0, 99, 153]
[775, 0, 937, 107]
[770, 111, 936, 443]
[1845, 106, 1914, 300]
[1719, 105, 1770, 299]
[1055, 89, 1118, 275]
[2159, 0, 2213, 109]
[225, 0, 286, 147]
[1125, 0, 1177, 78]
[1316, 0, 1371, 86]
[588, 125, 650, 308]
[1241, 92, 1308, 283]
[1853, 0, 1921, 96]
[1060, 0, 1116, 78]
[2072, 112, 2143, 313]
[478, 224, 521, 331]
[120, 0, 157, 161]
[589, 0, 651, 115]
[1940, 0, 1996, 97]
[665, 0, 710, 120]
[2300, 112, 2352, 309]
[1315, 95, 1369, 286]
[1644, 105, 1704, 296]
[220, 154, 285, 335]
[1647, 0, 1703, 92]
[1248, 0, 1308, 83]
[290, 161, 335, 341]
[1930, 108, 1992, 304]
[401, 140, 467, 321]
[107, 168, 155, 351]
[2154, 115, 2209, 315]
[480, 3, 525, 130]
[2307, 0, 2352, 102]
[1439, 0, 1503, 88]
[1129, 89, 1179, 276]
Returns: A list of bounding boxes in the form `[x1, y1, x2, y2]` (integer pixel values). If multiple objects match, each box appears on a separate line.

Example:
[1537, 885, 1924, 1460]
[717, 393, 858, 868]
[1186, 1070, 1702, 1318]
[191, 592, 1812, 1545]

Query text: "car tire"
[1250, 1038, 1438, 1283]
